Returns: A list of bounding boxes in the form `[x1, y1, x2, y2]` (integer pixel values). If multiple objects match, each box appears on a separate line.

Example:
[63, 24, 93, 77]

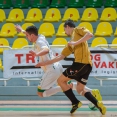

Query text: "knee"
[37, 92, 43, 97]
[77, 87, 85, 96]
[57, 76, 64, 85]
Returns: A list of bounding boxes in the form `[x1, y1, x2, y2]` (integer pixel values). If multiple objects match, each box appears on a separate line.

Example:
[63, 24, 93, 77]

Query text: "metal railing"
[0, 46, 12, 49]
[22, 77, 41, 86]
[0, 78, 11, 86]
[93, 76, 117, 86]
[95, 44, 117, 48]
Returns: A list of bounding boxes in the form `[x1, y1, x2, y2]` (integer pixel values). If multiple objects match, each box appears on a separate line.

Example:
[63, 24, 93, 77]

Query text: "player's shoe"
[92, 89, 102, 101]
[97, 101, 106, 115]
[70, 101, 82, 114]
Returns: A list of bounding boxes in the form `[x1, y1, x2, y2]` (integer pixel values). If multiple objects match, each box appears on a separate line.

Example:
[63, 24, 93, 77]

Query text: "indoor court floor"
[0, 101, 116, 117]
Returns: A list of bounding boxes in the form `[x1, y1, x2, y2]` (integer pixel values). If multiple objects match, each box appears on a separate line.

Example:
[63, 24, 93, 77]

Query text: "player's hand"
[35, 62, 45, 67]
[15, 24, 22, 33]
[29, 50, 37, 57]
[68, 41, 76, 46]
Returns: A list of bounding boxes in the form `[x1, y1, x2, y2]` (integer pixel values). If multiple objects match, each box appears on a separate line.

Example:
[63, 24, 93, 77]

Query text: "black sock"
[84, 92, 98, 106]
[64, 88, 80, 105]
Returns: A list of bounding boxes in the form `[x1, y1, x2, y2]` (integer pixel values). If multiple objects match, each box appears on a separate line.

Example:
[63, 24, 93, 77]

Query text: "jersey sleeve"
[75, 27, 90, 36]
[37, 40, 49, 50]
[61, 45, 73, 57]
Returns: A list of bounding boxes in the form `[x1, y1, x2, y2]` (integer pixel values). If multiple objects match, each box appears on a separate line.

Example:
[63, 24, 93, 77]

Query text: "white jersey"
[34, 35, 56, 72]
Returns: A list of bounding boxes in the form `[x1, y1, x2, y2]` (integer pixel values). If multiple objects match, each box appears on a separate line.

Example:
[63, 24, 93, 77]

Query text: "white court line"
[0, 101, 117, 105]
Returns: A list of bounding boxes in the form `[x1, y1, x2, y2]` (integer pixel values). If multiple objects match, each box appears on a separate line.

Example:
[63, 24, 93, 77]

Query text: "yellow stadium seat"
[43, 8, 61, 22]
[62, 8, 80, 22]
[52, 38, 68, 45]
[12, 38, 28, 49]
[78, 22, 93, 33]
[0, 38, 9, 54]
[0, 9, 6, 22]
[95, 22, 113, 36]
[25, 8, 43, 22]
[114, 27, 117, 36]
[6, 9, 24, 22]
[0, 58, 3, 71]
[17, 23, 34, 37]
[91, 37, 108, 47]
[112, 38, 117, 44]
[56, 23, 67, 37]
[81, 8, 98, 22]
[100, 8, 116, 22]
[0, 23, 17, 38]
[38, 23, 55, 37]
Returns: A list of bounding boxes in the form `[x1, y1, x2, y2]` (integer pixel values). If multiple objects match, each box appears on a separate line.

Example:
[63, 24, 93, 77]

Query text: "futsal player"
[35, 19, 106, 115]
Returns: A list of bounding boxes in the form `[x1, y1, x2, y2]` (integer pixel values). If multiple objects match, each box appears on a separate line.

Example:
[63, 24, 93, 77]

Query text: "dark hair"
[64, 19, 75, 28]
[26, 26, 38, 36]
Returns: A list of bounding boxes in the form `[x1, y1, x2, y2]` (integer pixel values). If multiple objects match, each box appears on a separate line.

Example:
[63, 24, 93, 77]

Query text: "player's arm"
[15, 24, 26, 34]
[29, 48, 49, 57]
[35, 45, 72, 67]
[68, 27, 94, 46]
[68, 32, 93, 46]
[35, 54, 65, 67]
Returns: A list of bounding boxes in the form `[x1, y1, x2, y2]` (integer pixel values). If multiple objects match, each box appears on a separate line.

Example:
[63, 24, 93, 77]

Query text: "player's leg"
[42, 62, 63, 97]
[37, 86, 45, 97]
[37, 62, 62, 97]
[57, 76, 82, 114]
[43, 86, 62, 97]
[68, 81, 102, 110]
[76, 64, 106, 115]
[59, 62, 93, 114]
[76, 82, 106, 115]
[37, 62, 64, 97]
[42, 80, 79, 97]
[71, 82, 102, 101]
[37, 69, 58, 97]
[43, 81, 76, 97]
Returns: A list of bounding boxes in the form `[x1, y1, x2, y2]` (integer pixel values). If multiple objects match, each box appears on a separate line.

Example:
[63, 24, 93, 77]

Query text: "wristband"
[22, 30, 25, 33]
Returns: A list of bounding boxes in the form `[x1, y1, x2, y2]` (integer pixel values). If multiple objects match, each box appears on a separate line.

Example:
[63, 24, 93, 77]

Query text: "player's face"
[64, 26, 71, 36]
[25, 32, 34, 42]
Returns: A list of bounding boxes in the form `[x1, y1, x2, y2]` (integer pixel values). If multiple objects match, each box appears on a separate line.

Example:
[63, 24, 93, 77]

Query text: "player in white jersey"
[15, 25, 102, 104]
[15, 25, 71, 97]
[32, 34, 64, 95]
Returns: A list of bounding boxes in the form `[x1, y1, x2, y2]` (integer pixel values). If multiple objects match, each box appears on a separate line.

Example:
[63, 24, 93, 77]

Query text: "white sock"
[43, 86, 62, 97]
[85, 86, 92, 92]
[72, 82, 92, 92]
[43, 82, 93, 97]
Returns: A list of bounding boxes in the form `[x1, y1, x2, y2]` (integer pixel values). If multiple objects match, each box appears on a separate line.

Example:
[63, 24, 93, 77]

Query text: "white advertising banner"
[52, 47, 117, 76]
[3, 49, 43, 78]
[3, 47, 117, 78]
[90, 47, 117, 76]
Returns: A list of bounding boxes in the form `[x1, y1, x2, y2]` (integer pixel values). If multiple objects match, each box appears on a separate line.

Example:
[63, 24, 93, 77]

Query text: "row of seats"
[0, 22, 117, 38]
[1, 8, 117, 23]
[0, 0, 117, 9]
[0, 37, 117, 54]
[0, 37, 67, 54]
[91, 37, 117, 47]
[0, 38, 28, 54]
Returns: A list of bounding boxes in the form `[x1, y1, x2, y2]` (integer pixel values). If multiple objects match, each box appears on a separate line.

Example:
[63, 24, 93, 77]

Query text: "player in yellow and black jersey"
[36, 19, 106, 115]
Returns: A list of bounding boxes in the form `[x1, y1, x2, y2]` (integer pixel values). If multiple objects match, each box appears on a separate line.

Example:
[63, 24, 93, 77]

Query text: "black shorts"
[63, 62, 92, 85]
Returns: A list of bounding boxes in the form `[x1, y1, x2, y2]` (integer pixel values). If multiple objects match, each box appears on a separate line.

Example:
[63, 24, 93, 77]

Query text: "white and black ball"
[88, 103, 97, 110]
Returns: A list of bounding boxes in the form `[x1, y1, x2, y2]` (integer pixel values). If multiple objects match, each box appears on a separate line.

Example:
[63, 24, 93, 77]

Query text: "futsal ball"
[88, 103, 97, 110]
